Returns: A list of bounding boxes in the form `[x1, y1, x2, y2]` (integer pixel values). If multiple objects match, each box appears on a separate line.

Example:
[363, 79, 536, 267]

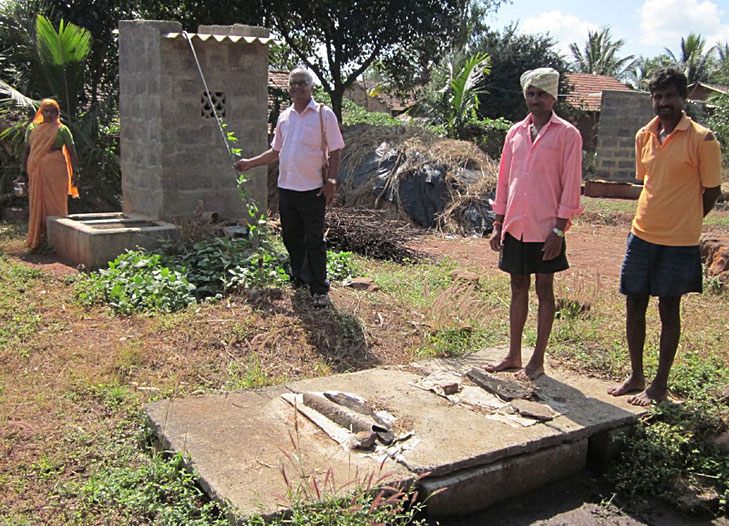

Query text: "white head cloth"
[520, 68, 559, 100]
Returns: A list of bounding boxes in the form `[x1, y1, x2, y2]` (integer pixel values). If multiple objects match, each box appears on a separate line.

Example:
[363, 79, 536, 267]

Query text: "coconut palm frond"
[448, 52, 490, 128]
[569, 26, 634, 79]
[0, 80, 40, 110]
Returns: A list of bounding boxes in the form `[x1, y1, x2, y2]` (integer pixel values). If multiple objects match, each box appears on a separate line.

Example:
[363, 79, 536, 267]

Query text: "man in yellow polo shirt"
[609, 68, 722, 406]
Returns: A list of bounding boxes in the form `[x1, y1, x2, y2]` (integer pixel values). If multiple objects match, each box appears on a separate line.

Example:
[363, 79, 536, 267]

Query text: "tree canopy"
[468, 24, 568, 122]
[665, 32, 716, 84]
[264, 0, 503, 121]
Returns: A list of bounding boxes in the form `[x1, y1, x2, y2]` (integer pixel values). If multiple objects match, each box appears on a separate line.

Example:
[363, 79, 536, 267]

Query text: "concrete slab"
[145, 346, 646, 519]
[421, 440, 588, 517]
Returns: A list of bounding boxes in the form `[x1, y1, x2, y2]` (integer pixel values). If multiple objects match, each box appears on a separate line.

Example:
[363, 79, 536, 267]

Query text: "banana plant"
[408, 51, 491, 139]
[444, 52, 491, 139]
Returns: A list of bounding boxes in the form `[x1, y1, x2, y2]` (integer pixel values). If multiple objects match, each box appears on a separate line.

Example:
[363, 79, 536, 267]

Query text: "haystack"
[338, 124, 498, 235]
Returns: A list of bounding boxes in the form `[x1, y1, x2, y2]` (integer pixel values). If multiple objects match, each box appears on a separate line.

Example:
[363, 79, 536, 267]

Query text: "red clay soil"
[410, 221, 630, 279]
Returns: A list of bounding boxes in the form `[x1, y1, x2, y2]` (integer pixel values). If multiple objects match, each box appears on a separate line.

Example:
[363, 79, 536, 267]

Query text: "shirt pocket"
[300, 124, 322, 150]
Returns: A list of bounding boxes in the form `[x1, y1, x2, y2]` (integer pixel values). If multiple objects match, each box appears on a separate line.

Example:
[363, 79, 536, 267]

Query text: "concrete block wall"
[119, 20, 269, 222]
[595, 90, 654, 183]
[119, 20, 180, 219]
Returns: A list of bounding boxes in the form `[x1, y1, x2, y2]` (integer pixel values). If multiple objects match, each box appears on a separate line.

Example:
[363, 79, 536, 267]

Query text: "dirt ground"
[411, 221, 631, 279]
[2, 207, 728, 525]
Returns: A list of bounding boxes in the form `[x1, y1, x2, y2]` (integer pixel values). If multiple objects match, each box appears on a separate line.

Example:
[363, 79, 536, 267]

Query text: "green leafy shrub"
[75, 251, 196, 315]
[327, 250, 358, 281]
[467, 116, 512, 159]
[341, 98, 403, 127]
[75, 237, 359, 314]
[609, 355, 729, 514]
[163, 237, 260, 298]
[224, 250, 291, 290]
[314, 88, 403, 127]
[705, 94, 729, 164]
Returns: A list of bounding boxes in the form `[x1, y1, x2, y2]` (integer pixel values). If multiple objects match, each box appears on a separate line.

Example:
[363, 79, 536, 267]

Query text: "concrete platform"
[584, 179, 643, 199]
[145, 347, 646, 520]
[47, 212, 180, 269]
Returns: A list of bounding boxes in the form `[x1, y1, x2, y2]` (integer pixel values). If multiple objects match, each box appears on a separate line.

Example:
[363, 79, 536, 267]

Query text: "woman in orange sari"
[18, 99, 79, 249]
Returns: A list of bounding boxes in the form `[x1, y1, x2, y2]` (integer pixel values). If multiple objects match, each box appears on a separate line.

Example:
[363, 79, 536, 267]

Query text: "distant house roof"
[266, 70, 413, 115]
[687, 82, 728, 101]
[268, 70, 289, 91]
[565, 73, 631, 112]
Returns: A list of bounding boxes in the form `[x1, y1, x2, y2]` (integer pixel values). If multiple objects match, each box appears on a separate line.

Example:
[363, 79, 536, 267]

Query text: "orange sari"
[26, 102, 79, 249]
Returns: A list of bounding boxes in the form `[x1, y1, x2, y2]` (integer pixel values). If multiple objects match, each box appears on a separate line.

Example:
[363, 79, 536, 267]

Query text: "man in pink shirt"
[235, 67, 345, 307]
[487, 68, 583, 380]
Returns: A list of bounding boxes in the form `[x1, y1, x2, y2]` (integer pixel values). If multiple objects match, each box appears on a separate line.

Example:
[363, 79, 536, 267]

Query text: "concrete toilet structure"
[48, 20, 271, 268]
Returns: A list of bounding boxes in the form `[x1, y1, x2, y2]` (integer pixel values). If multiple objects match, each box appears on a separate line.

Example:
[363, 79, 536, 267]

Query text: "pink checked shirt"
[491, 112, 583, 242]
[272, 98, 345, 192]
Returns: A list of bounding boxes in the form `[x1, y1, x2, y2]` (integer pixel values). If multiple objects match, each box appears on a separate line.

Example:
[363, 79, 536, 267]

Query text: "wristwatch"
[552, 227, 565, 238]
[327, 178, 337, 184]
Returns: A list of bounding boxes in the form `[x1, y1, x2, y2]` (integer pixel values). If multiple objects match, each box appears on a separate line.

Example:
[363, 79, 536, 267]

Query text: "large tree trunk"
[330, 86, 345, 123]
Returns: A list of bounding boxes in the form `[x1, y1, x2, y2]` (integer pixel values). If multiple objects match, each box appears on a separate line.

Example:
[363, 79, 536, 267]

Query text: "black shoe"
[312, 293, 331, 308]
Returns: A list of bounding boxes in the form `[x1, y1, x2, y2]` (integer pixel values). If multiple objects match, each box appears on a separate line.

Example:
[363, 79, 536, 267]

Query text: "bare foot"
[515, 363, 544, 381]
[484, 355, 521, 373]
[607, 375, 645, 397]
[628, 384, 668, 406]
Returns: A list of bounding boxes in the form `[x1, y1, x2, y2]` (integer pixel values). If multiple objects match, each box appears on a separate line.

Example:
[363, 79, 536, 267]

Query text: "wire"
[182, 31, 239, 171]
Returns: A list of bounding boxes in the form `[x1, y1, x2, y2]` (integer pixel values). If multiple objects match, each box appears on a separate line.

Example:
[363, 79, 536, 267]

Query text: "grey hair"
[289, 67, 315, 86]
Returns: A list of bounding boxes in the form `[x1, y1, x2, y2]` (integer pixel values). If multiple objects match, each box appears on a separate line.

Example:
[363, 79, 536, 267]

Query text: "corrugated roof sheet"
[565, 73, 631, 112]
[164, 32, 274, 45]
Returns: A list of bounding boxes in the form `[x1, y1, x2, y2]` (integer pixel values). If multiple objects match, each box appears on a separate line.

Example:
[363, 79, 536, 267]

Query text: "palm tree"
[713, 41, 729, 84]
[665, 33, 716, 84]
[34, 15, 91, 117]
[625, 55, 674, 90]
[569, 26, 636, 79]
[1, 14, 91, 120]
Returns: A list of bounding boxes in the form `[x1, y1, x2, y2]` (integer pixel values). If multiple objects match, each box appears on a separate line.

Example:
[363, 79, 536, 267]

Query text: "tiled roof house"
[565, 73, 631, 150]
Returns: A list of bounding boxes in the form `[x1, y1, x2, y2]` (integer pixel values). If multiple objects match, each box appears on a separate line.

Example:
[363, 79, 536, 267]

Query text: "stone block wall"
[119, 20, 269, 222]
[594, 90, 654, 182]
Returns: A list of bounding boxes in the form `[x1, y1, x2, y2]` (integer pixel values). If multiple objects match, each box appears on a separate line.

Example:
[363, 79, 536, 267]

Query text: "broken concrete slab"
[509, 399, 555, 421]
[145, 385, 413, 519]
[466, 368, 535, 400]
[145, 346, 647, 520]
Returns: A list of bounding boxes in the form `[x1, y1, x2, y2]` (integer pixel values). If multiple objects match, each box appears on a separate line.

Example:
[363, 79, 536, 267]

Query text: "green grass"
[582, 196, 638, 215]
[0, 255, 45, 352]
[366, 257, 511, 357]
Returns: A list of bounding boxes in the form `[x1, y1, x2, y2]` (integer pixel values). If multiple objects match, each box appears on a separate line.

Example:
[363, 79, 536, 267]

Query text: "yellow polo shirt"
[632, 112, 722, 246]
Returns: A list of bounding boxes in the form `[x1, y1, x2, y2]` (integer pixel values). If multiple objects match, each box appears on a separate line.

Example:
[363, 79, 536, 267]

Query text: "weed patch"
[74, 239, 359, 315]
[79, 451, 230, 525]
[74, 251, 196, 314]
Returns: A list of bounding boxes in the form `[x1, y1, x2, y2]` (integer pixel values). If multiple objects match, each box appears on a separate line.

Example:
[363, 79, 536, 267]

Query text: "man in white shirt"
[235, 67, 345, 307]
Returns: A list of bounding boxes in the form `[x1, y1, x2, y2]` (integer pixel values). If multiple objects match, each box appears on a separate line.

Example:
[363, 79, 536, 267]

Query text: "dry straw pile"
[340, 124, 498, 234]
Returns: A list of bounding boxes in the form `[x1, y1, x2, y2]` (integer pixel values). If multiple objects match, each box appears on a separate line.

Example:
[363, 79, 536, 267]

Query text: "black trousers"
[278, 187, 329, 295]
